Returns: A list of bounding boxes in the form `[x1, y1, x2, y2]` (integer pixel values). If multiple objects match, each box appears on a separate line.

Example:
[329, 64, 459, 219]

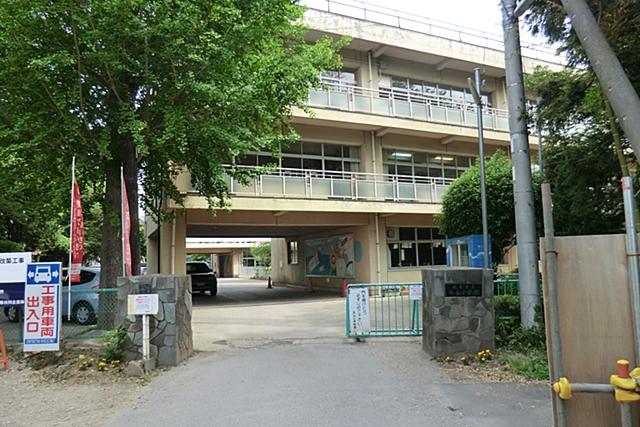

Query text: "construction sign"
[23, 262, 61, 352]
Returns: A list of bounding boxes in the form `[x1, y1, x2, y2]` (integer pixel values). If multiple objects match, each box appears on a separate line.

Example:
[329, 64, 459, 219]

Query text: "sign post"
[127, 294, 159, 363]
[23, 262, 62, 352]
[347, 287, 371, 336]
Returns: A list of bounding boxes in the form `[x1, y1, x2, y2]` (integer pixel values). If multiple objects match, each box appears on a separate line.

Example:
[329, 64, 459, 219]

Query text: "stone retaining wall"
[116, 275, 193, 366]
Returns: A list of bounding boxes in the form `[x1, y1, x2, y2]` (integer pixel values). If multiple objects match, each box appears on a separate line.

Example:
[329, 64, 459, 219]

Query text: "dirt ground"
[0, 344, 149, 427]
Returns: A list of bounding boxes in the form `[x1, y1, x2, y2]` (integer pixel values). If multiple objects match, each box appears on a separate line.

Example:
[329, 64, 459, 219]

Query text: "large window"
[387, 227, 446, 268]
[383, 149, 473, 179]
[242, 249, 264, 267]
[382, 75, 492, 107]
[238, 142, 360, 174]
[287, 240, 299, 265]
[320, 70, 357, 91]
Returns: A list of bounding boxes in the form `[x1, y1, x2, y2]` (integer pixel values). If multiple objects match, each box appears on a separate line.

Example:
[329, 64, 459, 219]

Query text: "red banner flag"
[121, 172, 132, 277]
[70, 179, 84, 283]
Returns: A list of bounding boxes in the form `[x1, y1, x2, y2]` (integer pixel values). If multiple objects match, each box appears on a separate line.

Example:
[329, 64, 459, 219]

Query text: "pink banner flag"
[121, 172, 132, 277]
[70, 179, 84, 283]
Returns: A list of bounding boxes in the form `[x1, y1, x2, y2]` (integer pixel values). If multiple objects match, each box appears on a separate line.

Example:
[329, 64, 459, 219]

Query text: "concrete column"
[158, 210, 187, 275]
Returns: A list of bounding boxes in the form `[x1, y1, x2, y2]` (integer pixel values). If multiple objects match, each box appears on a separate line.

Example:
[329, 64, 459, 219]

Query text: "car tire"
[4, 306, 21, 323]
[208, 286, 218, 297]
[72, 301, 96, 326]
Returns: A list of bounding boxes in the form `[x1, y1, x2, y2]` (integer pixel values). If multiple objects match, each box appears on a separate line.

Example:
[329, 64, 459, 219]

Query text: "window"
[288, 240, 299, 265]
[383, 149, 474, 180]
[381, 75, 493, 107]
[320, 70, 357, 91]
[238, 142, 361, 175]
[387, 227, 447, 268]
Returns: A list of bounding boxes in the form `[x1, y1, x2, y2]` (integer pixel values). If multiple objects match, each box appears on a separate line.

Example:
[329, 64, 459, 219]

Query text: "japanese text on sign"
[348, 287, 371, 334]
[23, 263, 61, 352]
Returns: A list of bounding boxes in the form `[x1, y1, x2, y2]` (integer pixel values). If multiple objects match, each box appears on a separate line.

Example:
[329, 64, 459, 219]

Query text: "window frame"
[387, 227, 447, 269]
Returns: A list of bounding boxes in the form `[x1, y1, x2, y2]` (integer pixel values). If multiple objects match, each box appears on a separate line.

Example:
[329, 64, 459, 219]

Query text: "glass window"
[288, 240, 298, 265]
[324, 160, 342, 172]
[343, 146, 360, 159]
[187, 262, 211, 274]
[303, 158, 322, 170]
[444, 168, 457, 179]
[323, 144, 342, 157]
[237, 155, 257, 166]
[388, 243, 400, 267]
[397, 165, 413, 177]
[282, 142, 301, 154]
[417, 228, 431, 240]
[391, 77, 408, 90]
[400, 242, 417, 267]
[344, 162, 359, 172]
[388, 227, 447, 268]
[418, 242, 432, 266]
[302, 142, 322, 156]
[282, 157, 301, 169]
[399, 228, 415, 240]
[258, 155, 275, 166]
[414, 166, 428, 177]
[410, 80, 423, 93]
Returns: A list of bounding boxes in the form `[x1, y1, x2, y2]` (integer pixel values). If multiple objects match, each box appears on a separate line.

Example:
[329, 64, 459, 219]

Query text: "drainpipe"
[374, 213, 382, 283]
[367, 50, 373, 89]
[170, 215, 176, 275]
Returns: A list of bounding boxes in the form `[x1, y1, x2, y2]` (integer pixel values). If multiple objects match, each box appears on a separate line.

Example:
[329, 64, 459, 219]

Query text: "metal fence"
[346, 283, 422, 338]
[310, 78, 511, 132]
[0, 288, 118, 344]
[494, 273, 519, 296]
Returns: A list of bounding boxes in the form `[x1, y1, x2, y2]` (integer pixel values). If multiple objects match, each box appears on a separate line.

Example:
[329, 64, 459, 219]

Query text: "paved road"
[107, 279, 551, 427]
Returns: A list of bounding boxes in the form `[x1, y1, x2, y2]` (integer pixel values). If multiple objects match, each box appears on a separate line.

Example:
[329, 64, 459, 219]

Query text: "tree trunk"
[98, 159, 121, 330]
[123, 139, 140, 275]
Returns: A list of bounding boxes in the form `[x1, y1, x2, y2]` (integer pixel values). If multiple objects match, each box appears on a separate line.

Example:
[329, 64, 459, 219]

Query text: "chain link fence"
[0, 288, 118, 344]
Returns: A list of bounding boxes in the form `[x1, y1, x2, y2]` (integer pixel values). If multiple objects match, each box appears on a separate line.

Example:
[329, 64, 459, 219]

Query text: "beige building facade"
[145, 2, 562, 290]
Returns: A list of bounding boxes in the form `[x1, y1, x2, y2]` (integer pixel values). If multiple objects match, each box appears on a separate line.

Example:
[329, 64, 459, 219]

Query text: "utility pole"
[468, 68, 490, 269]
[557, 0, 640, 162]
[501, 0, 540, 328]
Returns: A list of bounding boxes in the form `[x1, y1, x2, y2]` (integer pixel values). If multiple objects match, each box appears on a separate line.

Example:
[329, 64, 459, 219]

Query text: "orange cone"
[308, 278, 315, 293]
[0, 330, 9, 371]
[267, 277, 273, 289]
[341, 280, 348, 297]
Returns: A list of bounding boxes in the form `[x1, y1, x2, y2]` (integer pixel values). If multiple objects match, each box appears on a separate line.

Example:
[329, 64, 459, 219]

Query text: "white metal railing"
[309, 77, 510, 131]
[221, 165, 454, 204]
[301, 0, 564, 65]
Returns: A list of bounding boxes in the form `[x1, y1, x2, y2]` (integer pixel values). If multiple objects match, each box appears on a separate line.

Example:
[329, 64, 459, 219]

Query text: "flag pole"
[121, 165, 126, 277]
[67, 156, 75, 319]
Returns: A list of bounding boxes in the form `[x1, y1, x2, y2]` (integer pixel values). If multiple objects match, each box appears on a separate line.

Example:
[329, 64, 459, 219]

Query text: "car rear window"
[187, 263, 210, 274]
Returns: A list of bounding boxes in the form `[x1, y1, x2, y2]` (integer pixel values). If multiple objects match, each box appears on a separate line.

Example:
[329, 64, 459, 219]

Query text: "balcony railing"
[302, 0, 564, 65]
[222, 165, 453, 204]
[308, 78, 510, 132]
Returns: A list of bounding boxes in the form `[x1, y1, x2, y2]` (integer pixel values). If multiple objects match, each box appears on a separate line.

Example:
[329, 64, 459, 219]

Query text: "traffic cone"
[307, 278, 315, 293]
[0, 330, 9, 371]
[341, 280, 348, 297]
[267, 277, 273, 289]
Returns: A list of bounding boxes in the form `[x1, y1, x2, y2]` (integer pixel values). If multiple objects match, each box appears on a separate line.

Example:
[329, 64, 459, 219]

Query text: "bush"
[102, 326, 127, 362]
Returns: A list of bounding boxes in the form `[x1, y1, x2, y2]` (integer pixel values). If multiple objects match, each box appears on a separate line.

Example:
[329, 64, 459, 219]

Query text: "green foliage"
[0, 1, 344, 278]
[186, 254, 210, 263]
[498, 349, 549, 381]
[437, 151, 540, 259]
[251, 242, 271, 267]
[102, 326, 127, 362]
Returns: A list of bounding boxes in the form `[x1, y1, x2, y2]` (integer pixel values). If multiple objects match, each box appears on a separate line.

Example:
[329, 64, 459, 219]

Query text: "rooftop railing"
[308, 77, 510, 131]
[302, 0, 564, 65]
[219, 165, 454, 204]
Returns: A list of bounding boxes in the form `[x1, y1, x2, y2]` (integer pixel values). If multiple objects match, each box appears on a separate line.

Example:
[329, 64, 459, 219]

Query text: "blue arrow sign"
[26, 263, 61, 286]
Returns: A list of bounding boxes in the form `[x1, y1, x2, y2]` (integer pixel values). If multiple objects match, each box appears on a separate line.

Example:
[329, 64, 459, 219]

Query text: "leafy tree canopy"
[251, 242, 271, 267]
[436, 151, 540, 259]
[0, 1, 344, 285]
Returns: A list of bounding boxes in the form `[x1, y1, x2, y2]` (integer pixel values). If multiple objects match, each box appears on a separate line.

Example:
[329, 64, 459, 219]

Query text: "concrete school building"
[144, 0, 563, 290]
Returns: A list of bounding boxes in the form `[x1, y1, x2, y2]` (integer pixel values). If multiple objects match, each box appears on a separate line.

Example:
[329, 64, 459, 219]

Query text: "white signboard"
[348, 287, 371, 334]
[23, 262, 61, 352]
[409, 285, 423, 300]
[0, 252, 32, 283]
[128, 294, 159, 315]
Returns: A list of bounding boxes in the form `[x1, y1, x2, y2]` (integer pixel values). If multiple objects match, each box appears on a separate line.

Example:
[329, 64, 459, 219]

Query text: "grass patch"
[498, 348, 549, 381]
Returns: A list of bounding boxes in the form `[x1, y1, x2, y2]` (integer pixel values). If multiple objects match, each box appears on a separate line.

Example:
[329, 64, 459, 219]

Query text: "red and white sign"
[23, 262, 61, 352]
[70, 179, 84, 282]
[121, 174, 132, 277]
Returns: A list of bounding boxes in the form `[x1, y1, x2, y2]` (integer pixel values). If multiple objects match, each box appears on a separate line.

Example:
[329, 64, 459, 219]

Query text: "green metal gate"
[345, 283, 422, 338]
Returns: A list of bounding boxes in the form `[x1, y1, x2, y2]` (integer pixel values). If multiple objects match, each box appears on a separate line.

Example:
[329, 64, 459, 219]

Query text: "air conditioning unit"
[386, 228, 397, 240]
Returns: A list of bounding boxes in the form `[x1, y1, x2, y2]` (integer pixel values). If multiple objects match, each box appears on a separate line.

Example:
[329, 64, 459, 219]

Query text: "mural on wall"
[305, 234, 355, 277]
